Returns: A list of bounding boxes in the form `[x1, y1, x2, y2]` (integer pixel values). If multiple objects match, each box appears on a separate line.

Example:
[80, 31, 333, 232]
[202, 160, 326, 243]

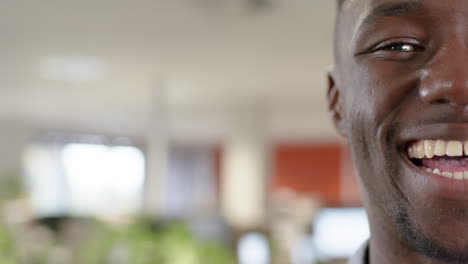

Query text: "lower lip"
[402, 153, 468, 200]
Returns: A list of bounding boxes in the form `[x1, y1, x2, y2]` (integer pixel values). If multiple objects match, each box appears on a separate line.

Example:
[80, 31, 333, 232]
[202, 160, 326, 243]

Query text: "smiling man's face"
[330, 0, 468, 262]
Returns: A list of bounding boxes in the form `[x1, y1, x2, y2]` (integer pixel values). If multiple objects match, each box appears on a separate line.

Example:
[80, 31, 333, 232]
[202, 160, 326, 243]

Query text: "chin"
[396, 205, 468, 263]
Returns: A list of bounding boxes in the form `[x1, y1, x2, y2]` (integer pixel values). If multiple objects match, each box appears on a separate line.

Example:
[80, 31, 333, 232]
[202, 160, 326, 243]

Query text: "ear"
[327, 70, 347, 137]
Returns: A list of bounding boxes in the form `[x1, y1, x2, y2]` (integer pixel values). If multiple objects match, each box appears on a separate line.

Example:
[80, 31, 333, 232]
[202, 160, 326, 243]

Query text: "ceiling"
[1, 0, 339, 143]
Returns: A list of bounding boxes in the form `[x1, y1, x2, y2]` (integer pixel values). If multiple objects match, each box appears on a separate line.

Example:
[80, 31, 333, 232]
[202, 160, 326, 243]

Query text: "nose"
[419, 46, 468, 107]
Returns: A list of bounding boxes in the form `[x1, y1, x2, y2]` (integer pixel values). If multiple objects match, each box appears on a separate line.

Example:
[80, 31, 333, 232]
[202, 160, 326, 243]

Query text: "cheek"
[345, 96, 384, 193]
[342, 65, 418, 200]
[343, 66, 382, 137]
[347, 112, 406, 208]
[342, 62, 420, 149]
[347, 63, 417, 122]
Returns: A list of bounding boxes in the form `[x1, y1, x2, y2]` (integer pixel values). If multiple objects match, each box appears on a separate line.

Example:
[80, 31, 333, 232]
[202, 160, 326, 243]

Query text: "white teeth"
[446, 141, 463, 157]
[408, 146, 416, 159]
[411, 140, 468, 181]
[423, 167, 468, 181]
[442, 171, 453, 178]
[454, 172, 464, 180]
[434, 140, 447, 156]
[415, 141, 425, 159]
[408, 140, 467, 158]
[424, 140, 435, 159]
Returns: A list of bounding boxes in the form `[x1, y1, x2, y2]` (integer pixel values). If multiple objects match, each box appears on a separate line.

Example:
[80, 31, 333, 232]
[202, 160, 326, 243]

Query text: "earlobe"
[327, 70, 347, 137]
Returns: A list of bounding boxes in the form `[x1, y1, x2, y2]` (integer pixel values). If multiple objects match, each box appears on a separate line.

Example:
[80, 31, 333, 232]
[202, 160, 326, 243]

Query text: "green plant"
[79, 218, 235, 264]
[0, 170, 23, 201]
[0, 224, 17, 264]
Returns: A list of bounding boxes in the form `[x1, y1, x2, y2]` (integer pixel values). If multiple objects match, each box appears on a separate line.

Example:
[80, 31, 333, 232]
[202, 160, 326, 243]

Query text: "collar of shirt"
[347, 241, 369, 264]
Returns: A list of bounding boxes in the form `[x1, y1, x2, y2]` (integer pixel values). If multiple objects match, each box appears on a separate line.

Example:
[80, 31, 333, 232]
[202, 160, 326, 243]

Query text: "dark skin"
[329, 0, 468, 263]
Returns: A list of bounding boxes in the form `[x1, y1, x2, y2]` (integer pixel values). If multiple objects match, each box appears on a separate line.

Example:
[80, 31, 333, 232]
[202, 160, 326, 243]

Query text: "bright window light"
[238, 232, 270, 264]
[313, 208, 370, 260]
[24, 142, 145, 218]
[23, 143, 68, 217]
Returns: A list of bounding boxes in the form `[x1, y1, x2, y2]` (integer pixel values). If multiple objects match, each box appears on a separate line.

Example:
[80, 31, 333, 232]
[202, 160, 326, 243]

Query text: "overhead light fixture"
[39, 56, 109, 83]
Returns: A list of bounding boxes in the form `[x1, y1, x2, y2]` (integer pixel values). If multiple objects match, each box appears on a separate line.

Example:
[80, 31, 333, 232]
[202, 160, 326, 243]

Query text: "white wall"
[0, 122, 30, 177]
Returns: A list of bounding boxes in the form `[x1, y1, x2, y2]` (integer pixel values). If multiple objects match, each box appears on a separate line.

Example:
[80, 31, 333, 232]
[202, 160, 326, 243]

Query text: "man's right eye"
[373, 40, 425, 53]
[366, 39, 426, 60]
[354, 38, 427, 60]
[384, 43, 417, 52]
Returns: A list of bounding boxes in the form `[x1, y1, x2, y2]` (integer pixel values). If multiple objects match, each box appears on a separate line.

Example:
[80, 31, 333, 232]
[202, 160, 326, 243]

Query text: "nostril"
[430, 98, 452, 105]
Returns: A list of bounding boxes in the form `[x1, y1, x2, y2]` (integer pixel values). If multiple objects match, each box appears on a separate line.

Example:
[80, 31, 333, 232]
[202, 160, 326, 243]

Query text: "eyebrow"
[362, 1, 426, 27]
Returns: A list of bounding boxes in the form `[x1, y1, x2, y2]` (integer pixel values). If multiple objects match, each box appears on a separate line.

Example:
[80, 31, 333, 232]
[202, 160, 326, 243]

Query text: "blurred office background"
[0, 0, 369, 263]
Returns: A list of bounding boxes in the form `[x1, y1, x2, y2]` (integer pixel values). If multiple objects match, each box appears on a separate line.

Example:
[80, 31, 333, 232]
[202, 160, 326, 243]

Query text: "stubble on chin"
[395, 207, 468, 263]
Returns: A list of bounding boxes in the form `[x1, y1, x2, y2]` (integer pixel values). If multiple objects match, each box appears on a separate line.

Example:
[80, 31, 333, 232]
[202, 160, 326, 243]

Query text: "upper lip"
[397, 123, 468, 145]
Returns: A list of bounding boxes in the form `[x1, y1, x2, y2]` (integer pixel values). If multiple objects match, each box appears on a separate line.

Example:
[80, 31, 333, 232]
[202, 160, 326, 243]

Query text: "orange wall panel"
[272, 144, 342, 205]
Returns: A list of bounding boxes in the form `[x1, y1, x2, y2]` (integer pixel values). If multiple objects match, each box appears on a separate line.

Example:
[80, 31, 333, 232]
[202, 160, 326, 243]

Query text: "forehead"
[336, 0, 468, 58]
[341, 0, 468, 29]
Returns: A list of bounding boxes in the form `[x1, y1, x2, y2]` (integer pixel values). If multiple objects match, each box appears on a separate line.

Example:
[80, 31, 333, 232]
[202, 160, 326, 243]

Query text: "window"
[23, 138, 145, 219]
[312, 207, 370, 260]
